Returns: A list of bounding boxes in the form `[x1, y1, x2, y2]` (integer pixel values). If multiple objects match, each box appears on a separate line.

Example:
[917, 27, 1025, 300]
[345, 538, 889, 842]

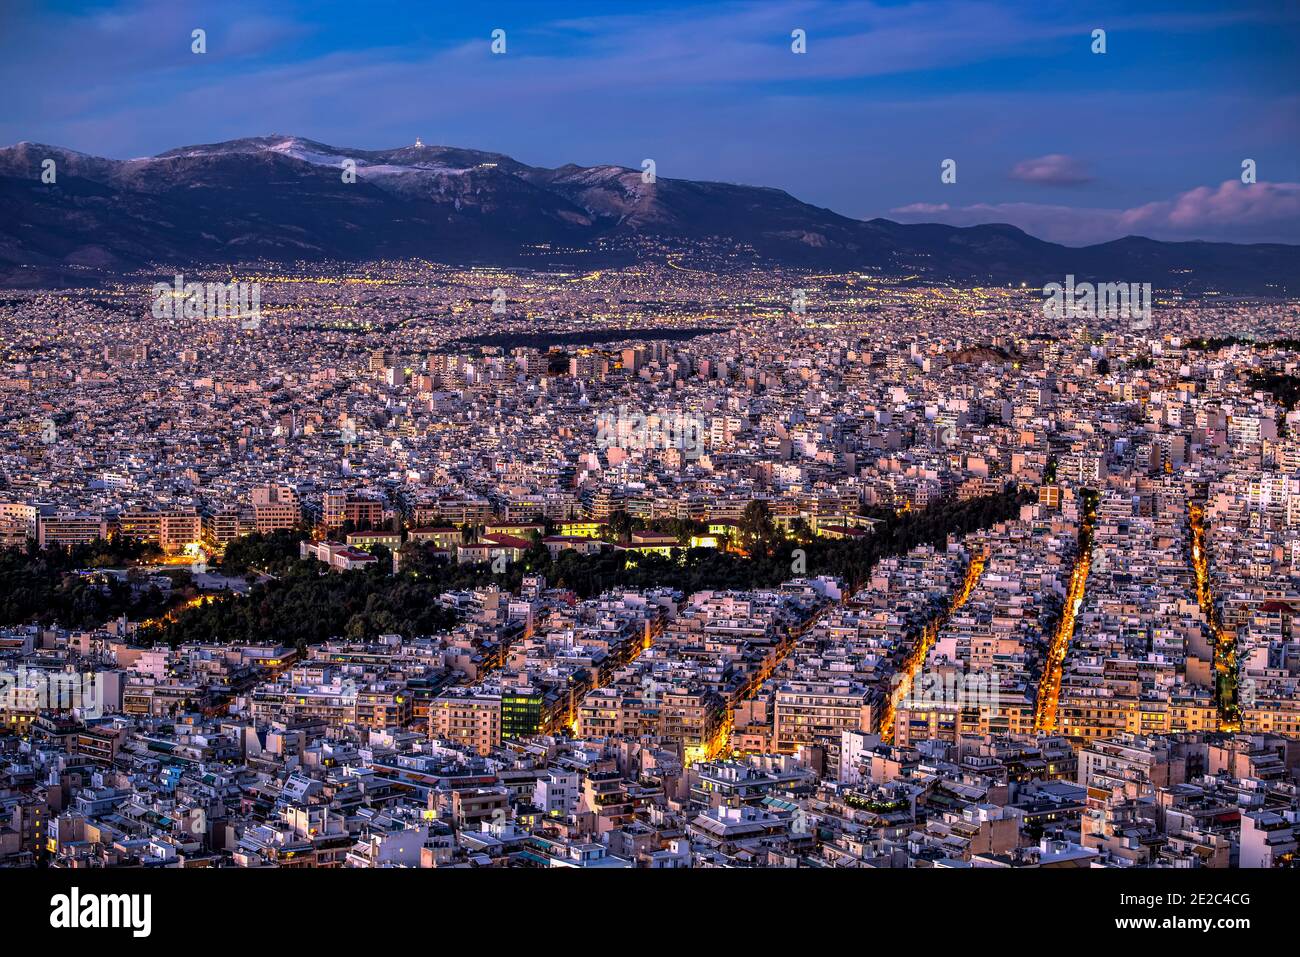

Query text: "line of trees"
[125, 486, 1031, 650]
[538, 486, 1028, 598]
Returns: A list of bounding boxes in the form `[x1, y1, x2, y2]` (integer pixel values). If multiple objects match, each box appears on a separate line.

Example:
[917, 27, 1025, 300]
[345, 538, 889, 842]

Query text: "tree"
[368, 543, 393, 574]
[738, 500, 777, 555]
[789, 517, 814, 543]
[601, 510, 636, 544]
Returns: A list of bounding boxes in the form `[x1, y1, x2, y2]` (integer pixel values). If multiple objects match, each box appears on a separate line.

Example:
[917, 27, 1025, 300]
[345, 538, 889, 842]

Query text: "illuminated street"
[883, 552, 986, 743]
[1035, 497, 1096, 733]
[1190, 503, 1242, 732]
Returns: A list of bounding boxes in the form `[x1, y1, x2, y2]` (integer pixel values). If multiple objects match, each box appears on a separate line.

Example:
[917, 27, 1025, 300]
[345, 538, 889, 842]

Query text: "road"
[882, 551, 987, 744]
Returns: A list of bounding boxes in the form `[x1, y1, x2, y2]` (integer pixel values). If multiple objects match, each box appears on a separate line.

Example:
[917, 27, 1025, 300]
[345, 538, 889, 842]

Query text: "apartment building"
[37, 512, 113, 548]
[430, 691, 502, 756]
[773, 680, 876, 752]
[118, 507, 203, 554]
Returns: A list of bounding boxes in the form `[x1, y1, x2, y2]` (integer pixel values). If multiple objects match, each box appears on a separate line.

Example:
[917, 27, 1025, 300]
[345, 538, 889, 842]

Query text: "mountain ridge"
[1, 135, 1296, 293]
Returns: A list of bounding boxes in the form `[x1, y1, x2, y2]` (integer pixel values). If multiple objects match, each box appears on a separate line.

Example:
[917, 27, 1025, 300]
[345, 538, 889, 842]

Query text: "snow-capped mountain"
[0, 135, 1296, 292]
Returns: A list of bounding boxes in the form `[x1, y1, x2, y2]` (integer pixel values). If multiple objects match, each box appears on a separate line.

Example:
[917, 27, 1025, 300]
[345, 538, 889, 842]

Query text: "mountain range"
[1, 135, 1296, 293]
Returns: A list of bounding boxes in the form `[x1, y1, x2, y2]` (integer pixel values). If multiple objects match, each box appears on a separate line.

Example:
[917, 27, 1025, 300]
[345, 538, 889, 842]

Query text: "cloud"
[891, 180, 1300, 246]
[1121, 179, 1300, 234]
[1010, 154, 1092, 186]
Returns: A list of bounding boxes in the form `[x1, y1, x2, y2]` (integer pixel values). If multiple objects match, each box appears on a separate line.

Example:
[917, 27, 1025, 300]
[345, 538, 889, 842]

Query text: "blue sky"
[3, 0, 1297, 244]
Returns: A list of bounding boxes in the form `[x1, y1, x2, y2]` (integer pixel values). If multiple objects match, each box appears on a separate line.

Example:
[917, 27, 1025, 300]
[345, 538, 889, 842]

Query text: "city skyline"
[2, 1, 1299, 925]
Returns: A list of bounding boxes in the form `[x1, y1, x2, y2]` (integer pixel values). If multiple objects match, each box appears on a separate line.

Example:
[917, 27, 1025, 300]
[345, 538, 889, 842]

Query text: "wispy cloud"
[1010, 154, 1093, 187]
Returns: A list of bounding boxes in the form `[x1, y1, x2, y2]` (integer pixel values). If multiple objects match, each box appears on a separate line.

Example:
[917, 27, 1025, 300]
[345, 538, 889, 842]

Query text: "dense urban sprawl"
[1, 262, 1299, 867]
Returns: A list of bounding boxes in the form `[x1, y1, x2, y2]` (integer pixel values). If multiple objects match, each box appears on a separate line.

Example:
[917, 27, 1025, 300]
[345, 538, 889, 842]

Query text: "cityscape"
[0, 2, 1298, 912]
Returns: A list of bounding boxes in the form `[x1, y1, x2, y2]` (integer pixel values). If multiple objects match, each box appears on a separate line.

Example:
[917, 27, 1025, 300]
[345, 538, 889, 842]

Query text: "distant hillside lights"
[151, 274, 261, 326]
[1042, 274, 1152, 329]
